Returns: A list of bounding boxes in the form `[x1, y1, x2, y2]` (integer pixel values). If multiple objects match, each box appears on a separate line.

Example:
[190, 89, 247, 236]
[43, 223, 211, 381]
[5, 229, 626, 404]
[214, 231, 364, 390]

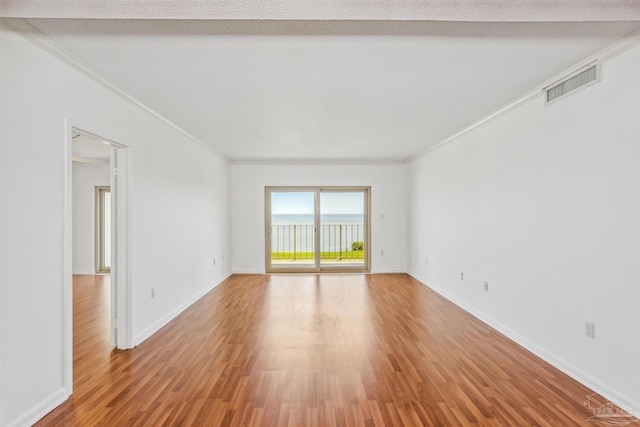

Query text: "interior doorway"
[265, 186, 371, 273]
[65, 122, 132, 396]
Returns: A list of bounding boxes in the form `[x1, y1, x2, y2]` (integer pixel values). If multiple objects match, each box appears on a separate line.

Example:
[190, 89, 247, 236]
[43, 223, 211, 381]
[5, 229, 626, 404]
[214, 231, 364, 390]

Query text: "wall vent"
[545, 64, 599, 105]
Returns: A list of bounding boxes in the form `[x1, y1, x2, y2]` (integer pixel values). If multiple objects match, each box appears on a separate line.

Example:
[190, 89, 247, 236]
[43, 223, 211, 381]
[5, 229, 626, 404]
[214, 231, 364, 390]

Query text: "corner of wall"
[134, 271, 232, 346]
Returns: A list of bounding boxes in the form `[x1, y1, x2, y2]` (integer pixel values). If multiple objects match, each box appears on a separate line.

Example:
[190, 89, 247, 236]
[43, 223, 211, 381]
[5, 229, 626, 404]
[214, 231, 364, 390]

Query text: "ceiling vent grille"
[546, 64, 599, 105]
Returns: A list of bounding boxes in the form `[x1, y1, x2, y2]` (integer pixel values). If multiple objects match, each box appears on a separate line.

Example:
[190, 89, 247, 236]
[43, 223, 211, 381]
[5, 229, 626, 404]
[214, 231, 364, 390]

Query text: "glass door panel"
[320, 191, 366, 269]
[269, 191, 317, 270]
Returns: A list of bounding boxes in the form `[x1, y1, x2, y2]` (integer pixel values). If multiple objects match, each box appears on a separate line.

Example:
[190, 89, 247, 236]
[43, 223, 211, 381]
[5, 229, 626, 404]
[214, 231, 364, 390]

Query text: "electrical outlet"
[585, 321, 595, 339]
[483, 281, 489, 292]
[461, 272, 464, 280]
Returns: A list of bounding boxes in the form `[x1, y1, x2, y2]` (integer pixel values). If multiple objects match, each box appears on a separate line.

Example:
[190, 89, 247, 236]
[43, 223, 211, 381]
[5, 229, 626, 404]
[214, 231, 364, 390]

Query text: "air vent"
[546, 64, 599, 104]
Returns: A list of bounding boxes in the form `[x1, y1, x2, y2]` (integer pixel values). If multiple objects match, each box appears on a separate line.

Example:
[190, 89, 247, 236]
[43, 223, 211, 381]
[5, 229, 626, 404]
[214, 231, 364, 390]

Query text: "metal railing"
[271, 223, 364, 261]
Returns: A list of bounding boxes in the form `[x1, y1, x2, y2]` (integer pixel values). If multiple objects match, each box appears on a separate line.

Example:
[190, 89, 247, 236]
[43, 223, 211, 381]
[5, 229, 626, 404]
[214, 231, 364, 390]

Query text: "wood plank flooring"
[36, 274, 622, 426]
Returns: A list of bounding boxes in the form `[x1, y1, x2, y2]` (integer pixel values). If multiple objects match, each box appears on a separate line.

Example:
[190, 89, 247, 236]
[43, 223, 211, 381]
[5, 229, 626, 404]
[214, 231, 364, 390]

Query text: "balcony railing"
[271, 223, 364, 261]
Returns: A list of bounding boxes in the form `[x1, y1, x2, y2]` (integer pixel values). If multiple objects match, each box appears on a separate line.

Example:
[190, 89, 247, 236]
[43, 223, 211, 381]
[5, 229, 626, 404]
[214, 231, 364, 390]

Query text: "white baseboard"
[15, 273, 232, 426]
[407, 270, 639, 416]
[231, 269, 266, 274]
[134, 271, 232, 345]
[6, 387, 70, 427]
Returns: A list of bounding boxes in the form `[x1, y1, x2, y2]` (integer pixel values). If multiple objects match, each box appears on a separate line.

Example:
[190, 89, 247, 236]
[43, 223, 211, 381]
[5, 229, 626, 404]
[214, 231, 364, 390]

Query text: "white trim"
[134, 272, 232, 345]
[65, 118, 135, 353]
[407, 271, 640, 417]
[62, 119, 74, 400]
[231, 268, 267, 274]
[5, 388, 70, 427]
[408, 28, 640, 163]
[6, 18, 639, 167]
[1, 18, 229, 163]
[124, 146, 134, 349]
[408, 91, 542, 162]
[67, 121, 126, 148]
[111, 145, 132, 348]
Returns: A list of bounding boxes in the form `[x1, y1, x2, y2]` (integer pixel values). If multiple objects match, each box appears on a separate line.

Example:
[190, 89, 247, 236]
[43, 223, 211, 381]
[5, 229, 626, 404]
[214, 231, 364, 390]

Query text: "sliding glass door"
[266, 187, 370, 273]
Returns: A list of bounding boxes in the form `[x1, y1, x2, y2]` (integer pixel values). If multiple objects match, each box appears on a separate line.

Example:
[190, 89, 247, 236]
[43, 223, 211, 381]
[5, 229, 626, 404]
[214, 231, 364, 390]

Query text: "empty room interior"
[2, 2, 640, 426]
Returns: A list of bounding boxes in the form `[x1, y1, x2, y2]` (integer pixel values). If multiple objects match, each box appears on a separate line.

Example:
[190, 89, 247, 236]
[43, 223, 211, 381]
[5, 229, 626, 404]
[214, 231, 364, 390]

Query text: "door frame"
[265, 186, 371, 273]
[64, 119, 133, 396]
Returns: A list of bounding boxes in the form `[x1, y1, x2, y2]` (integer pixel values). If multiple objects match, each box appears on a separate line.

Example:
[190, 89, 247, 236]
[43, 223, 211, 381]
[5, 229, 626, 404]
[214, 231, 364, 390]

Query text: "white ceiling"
[22, 17, 640, 162]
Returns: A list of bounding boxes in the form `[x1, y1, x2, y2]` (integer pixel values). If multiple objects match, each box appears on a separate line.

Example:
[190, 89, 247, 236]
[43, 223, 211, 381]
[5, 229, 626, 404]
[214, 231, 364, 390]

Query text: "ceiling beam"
[2, 0, 639, 22]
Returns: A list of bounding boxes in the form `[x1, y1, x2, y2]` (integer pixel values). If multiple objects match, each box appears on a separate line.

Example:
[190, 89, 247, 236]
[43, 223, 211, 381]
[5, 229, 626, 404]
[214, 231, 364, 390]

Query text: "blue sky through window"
[271, 192, 314, 215]
[271, 191, 364, 215]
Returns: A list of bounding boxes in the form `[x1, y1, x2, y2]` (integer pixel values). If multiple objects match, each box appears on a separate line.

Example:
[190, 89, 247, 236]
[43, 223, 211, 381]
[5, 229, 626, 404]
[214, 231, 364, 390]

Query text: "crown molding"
[0, 18, 230, 163]
[407, 27, 640, 163]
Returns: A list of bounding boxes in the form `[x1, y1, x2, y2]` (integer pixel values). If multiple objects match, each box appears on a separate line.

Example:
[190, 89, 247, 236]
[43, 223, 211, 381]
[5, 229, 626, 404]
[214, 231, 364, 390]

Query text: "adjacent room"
[1, 2, 640, 426]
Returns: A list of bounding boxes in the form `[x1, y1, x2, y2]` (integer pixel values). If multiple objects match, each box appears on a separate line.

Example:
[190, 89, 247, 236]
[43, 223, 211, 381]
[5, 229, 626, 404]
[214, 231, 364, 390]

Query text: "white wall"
[72, 161, 110, 274]
[0, 23, 231, 427]
[408, 45, 640, 411]
[231, 164, 407, 273]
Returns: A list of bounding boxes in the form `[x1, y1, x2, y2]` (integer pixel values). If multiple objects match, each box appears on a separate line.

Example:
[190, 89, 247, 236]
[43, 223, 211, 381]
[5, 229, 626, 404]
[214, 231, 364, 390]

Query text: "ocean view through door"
[266, 187, 370, 273]
[319, 191, 366, 269]
[269, 190, 317, 270]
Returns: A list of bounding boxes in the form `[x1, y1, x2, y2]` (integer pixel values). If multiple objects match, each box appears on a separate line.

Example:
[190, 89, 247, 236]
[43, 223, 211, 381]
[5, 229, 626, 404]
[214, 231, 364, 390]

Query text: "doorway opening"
[265, 186, 371, 273]
[65, 122, 131, 396]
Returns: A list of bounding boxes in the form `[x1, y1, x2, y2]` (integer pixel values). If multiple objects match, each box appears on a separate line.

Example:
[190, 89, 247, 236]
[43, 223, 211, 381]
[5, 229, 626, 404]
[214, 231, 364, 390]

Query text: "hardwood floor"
[36, 274, 620, 426]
